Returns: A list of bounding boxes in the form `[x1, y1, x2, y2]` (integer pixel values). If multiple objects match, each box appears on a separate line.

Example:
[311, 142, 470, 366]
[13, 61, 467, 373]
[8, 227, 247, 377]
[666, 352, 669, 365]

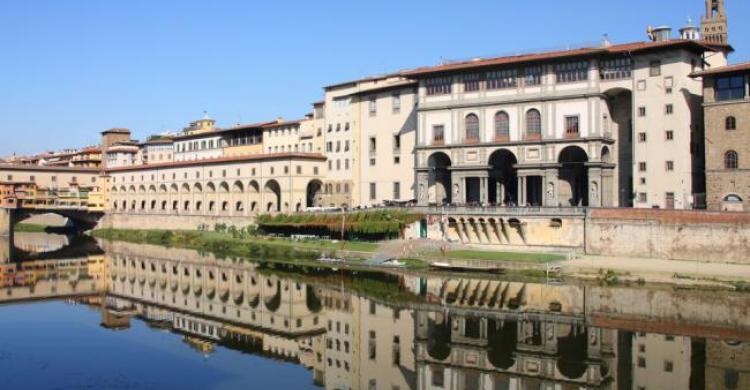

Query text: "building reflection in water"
[1, 235, 749, 390]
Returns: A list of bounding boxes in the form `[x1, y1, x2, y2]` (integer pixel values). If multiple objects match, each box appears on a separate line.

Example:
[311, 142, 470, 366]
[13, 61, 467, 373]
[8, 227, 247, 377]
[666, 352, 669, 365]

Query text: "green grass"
[427, 249, 564, 263]
[14, 223, 49, 233]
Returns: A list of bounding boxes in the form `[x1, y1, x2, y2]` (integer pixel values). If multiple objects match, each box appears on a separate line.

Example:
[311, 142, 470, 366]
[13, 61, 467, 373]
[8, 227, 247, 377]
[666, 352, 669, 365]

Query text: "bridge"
[0, 188, 104, 239]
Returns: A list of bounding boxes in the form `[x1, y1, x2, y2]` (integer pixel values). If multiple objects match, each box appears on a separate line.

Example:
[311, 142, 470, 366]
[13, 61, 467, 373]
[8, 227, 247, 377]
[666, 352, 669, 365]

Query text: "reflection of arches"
[264, 281, 281, 312]
[264, 180, 281, 212]
[487, 319, 517, 369]
[306, 285, 322, 313]
[557, 325, 588, 380]
[427, 152, 452, 204]
[488, 149, 518, 205]
[306, 180, 323, 208]
[558, 146, 589, 206]
[426, 313, 452, 361]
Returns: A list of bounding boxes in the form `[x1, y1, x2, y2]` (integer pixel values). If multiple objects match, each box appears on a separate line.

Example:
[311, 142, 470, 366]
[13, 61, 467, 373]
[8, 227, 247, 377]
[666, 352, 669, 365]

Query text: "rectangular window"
[638, 107, 647, 117]
[296, 166, 302, 174]
[565, 115, 580, 137]
[463, 73, 481, 92]
[640, 177, 646, 185]
[369, 137, 376, 153]
[432, 367, 445, 387]
[638, 132, 647, 142]
[368, 96, 377, 116]
[284, 166, 289, 174]
[665, 76, 674, 94]
[487, 69, 517, 89]
[394, 156, 400, 164]
[665, 104, 673, 115]
[392, 92, 401, 113]
[393, 182, 400, 200]
[555, 61, 588, 83]
[336, 141, 341, 152]
[523, 66, 543, 86]
[313, 167, 319, 175]
[345, 140, 350, 152]
[665, 161, 674, 171]
[716, 76, 746, 101]
[433, 125, 445, 144]
[638, 192, 646, 203]
[369, 183, 376, 200]
[600, 57, 633, 80]
[665, 130, 674, 140]
[664, 360, 673, 372]
[336, 160, 340, 171]
[649, 60, 662, 77]
[369, 158, 376, 166]
[639, 162, 647, 172]
[393, 135, 401, 152]
[426, 77, 452, 96]
[345, 159, 349, 170]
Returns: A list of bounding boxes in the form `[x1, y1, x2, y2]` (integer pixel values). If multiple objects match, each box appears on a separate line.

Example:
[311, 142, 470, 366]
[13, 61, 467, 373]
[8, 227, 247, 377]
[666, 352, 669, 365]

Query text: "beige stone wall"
[99, 212, 257, 231]
[585, 209, 750, 263]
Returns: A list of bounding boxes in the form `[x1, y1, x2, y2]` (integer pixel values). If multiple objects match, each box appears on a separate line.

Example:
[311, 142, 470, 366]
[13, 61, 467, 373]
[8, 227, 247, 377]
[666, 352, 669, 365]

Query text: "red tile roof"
[690, 61, 750, 77]
[401, 39, 730, 77]
[105, 152, 327, 173]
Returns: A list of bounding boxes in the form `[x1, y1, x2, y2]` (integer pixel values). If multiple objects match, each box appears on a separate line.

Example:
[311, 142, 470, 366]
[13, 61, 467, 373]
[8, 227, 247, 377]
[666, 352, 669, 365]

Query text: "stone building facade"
[407, 39, 728, 209]
[693, 62, 750, 211]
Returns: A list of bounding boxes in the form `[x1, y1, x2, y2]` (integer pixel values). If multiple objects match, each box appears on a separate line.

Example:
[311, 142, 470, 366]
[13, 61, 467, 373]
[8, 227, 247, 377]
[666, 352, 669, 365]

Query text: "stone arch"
[232, 180, 244, 193]
[170, 183, 179, 193]
[558, 145, 589, 206]
[193, 183, 203, 192]
[219, 181, 229, 193]
[138, 185, 146, 193]
[306, 179, 323, 208]
[488, 148, 518, 206]
[159, 184, 168, 193]
[248, 180, 260, 193]
[465, 113, 480, 143]
[181, 183, 190, 193]
[427, 152, 452, 205]
[264, 179, 282, 212]
[206, 182, 216, 192]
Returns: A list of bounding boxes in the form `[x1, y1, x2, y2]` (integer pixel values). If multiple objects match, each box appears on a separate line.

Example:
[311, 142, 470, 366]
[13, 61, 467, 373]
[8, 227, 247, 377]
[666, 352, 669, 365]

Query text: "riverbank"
[91, 228, 750, 289]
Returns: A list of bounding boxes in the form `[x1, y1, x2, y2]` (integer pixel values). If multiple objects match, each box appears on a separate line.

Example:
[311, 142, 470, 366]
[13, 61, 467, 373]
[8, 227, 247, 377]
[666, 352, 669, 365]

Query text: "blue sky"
[1, 0, 747, 156]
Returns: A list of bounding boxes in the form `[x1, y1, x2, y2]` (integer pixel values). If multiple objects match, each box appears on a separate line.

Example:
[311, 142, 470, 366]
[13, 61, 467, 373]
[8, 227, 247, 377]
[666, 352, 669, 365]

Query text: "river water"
[1, 232, 749, 390]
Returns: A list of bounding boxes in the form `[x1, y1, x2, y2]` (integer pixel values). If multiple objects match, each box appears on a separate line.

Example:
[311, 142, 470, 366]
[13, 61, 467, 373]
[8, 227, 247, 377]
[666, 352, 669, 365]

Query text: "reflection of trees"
[426, 314, 452, 361]
[306, 285, 322, 313]
[557, 326, 588, 380]
[487, 319, 517, 369]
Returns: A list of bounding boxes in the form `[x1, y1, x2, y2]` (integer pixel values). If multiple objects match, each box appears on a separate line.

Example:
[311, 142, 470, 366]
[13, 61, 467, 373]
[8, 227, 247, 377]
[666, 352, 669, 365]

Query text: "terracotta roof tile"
[690, 61, 750, 77]
[401, 39, 730, 77]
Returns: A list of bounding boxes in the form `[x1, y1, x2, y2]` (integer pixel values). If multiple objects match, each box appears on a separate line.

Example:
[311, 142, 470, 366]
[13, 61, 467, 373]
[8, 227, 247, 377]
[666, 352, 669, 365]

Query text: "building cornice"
[417, 91, 608, 112]
[105, 153, 327, 173]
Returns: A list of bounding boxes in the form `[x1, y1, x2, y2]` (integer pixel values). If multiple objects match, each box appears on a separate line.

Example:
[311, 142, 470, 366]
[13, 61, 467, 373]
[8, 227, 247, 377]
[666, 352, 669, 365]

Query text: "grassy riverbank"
[14, 223, 50, 233]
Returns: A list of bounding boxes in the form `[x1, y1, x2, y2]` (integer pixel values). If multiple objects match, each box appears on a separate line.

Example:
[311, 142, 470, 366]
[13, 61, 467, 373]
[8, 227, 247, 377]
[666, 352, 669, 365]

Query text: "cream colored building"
[107, 153, 325, 215]
[353, 77, 418, 206]
[408, 36, 728, 209]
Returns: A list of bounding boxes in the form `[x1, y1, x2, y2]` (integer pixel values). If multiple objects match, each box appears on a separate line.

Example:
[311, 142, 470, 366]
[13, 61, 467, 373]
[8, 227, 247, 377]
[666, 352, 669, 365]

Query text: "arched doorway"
[306, 180, 323, 208]
[558, 146, 589, 206]
[427, 152, 452, 205]
[488, 149, 518, 206]
[264, 180, 281, 212]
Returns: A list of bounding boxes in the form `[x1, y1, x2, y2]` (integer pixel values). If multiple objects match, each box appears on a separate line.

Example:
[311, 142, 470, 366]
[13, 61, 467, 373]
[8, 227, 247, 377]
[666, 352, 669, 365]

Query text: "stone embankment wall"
[99, 212, 256, 231]
[585, 209, 750, 263]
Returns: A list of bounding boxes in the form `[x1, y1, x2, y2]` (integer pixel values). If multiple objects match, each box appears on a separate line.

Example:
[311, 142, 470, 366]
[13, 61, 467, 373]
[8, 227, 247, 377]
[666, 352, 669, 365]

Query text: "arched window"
[465, 114, 480, 143]
[726, 116, 737, 130]
[526, 109, 541, 138]
[725, 150, 738, 170]
[494, 111, 510, 140]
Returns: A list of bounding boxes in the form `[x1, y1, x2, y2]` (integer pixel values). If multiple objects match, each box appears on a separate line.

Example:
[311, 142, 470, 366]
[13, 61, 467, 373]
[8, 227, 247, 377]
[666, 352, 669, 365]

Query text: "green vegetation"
[256, 210, 424, 238]
[14, 223, 49, 233]
[426, 249, 564, 263]
[93, 228, 380, 253]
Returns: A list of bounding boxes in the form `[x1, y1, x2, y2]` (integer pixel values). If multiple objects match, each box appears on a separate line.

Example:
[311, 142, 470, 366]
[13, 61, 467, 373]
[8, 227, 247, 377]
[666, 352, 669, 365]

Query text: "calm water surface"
[1, 232, 749, 390]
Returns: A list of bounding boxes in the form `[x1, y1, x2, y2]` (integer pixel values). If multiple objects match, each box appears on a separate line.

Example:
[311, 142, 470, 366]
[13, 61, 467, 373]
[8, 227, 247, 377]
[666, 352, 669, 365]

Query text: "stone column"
[416, 171, 430, 206]
[451, 171, 463, 204]
[0, 208, 15, 249]
[480, 177, 488, 205]
[588, 167, 603, 208]
[543, 169, 559, 207]
[517, 176, 526, 206]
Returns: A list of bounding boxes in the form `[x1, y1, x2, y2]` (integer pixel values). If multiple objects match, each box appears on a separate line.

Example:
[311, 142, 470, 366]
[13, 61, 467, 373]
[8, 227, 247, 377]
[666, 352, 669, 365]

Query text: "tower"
[701, 0, 728, 44]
